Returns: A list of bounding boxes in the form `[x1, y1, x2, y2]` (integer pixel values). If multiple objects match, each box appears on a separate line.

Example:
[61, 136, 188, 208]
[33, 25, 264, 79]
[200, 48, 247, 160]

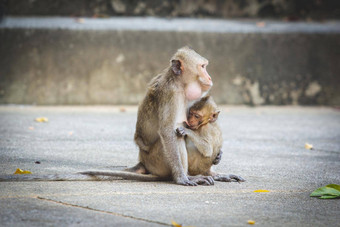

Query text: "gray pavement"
[0, 105, 339, 226]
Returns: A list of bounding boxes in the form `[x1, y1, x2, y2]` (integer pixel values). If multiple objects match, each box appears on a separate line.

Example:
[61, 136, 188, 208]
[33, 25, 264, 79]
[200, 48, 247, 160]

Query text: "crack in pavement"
[36, 196, 170, 226]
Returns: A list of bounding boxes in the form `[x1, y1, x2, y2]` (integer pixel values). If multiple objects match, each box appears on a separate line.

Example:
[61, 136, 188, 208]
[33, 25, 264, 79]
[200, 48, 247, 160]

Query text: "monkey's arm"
[158, 98, 196, 186]
[176, 126, 213, 157]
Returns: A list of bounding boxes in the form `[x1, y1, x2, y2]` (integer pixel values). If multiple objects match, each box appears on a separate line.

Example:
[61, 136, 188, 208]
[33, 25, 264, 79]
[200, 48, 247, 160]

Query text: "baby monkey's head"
[187, 96, 220, 130]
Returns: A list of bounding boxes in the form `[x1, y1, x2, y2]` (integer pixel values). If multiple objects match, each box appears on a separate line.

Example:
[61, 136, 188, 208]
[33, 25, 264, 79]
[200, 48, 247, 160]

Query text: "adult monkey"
[0, 47, 214, 185]
[133, 46, 214, 186]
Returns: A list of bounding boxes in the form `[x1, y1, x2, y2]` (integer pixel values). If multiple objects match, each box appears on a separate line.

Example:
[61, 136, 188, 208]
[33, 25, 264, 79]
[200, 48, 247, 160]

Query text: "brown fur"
[134, 46, 214, 186]
[179, 96, 245, 182]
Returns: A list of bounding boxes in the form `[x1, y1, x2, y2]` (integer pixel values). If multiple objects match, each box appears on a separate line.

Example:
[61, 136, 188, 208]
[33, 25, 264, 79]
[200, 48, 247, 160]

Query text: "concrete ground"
[0, 105, 339, 226]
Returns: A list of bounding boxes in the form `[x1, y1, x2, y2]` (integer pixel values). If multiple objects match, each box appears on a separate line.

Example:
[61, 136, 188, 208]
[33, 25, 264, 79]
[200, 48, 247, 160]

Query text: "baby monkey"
[177, 96, 244, 182]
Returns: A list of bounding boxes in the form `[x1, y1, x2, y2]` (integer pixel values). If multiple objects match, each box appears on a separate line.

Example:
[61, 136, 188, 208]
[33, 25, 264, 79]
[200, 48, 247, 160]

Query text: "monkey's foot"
[124, 162, 149, 174]
[212, 150, 223, 165]
[175, 127, 187, 137]
[175, 176, 198, 186]
[188, 175, 214, 186]
[213, 174, 245, 183]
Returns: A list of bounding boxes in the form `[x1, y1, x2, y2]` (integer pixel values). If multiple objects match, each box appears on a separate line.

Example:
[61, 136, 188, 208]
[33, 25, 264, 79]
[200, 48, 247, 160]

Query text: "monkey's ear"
[171, 59, 182, 75]
[209, 111, 220, 123]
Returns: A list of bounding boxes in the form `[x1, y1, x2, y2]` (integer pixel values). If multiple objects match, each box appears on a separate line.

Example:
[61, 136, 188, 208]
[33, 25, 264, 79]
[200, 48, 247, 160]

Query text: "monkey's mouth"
[198, 76, 213, 88]
[185, 122, 200, 130]
[200, 79, 213, 85]
[201, 81, 213, 90]
[184, 121, 197, 130]
[188, 125, 198, 130]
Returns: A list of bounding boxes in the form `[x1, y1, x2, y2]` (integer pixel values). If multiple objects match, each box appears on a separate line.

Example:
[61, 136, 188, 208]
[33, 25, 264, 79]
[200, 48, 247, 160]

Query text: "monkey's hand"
[213, 174, 245, 183]
[176, 127, 187, 137]
[212, 150, 223, 165]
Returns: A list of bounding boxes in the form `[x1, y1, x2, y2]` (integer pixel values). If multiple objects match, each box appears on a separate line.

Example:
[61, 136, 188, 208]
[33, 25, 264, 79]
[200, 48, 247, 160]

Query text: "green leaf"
[326, 184, 340, 191]
[310, 184, 340, 199]
[310, 187, 340, 197]
[320, 195, 339, 199]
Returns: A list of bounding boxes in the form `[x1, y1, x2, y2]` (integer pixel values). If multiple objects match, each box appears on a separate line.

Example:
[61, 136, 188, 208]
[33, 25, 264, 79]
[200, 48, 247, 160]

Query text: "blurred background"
[0, 0, 339, 106]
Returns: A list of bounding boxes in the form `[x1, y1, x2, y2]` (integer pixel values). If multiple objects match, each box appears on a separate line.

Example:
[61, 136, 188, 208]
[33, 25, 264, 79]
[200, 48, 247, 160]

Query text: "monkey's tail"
[0, 173, 95, 181]
[80, 171, 165, 181]
[0, 171, 165, 182]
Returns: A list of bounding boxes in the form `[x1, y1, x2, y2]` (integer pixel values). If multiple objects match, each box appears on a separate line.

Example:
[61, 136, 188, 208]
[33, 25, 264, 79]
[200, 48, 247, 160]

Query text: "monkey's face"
[171, 47, 213, 92]
[197, 62, 213, 92]
[187, 110, 202, 129]
[187, 56, 212, 91]
[187, 108, 220, 130]
[187, 110, 206, 129]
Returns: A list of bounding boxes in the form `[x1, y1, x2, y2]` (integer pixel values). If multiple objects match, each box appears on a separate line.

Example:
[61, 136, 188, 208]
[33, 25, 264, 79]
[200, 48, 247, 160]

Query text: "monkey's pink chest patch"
[185, 82, 202, 101]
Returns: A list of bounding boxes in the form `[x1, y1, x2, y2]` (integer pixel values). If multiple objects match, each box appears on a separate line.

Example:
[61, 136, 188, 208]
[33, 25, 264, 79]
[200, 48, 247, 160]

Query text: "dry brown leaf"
[254, 190, 270, 193]
[256, 21, 266, 27]
[14, 168, 32, 174]
[247, 220, 255, 225]
[75, 18, 84, 23]
[171, 220, 182, 227]
[305, 143, 313, 150]
[35, 117, 48, 123]
[171, 220, 194, 227]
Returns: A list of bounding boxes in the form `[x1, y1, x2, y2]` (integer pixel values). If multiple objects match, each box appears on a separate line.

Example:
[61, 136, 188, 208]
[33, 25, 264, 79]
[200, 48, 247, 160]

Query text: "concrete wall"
[0, 18, 339, 105]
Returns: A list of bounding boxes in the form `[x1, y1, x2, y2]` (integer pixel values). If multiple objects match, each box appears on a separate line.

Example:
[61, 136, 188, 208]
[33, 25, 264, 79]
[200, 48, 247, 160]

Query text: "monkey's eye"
[201, 64, 205, 68]
[194, 114, 200, 119]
